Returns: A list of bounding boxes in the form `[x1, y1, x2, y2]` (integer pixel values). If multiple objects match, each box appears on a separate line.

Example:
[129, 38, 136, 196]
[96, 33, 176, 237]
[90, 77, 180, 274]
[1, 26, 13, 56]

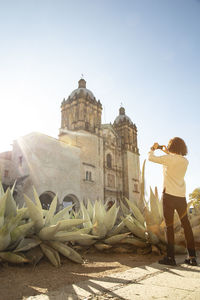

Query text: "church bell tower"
[60, 79, 102, 135]
[113, 107, 140, 202]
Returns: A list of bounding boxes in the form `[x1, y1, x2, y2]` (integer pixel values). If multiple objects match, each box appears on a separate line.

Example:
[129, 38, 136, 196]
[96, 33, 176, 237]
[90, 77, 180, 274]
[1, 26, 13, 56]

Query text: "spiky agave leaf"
[24, 194, 44, 232]
[9, 209, 28, 230]
[0, 178, 5, 198]
[92, 220, 107, 238]
[147, 229, 160, 245]
[73, 227, 91, 234]
[93, 200, 106, 226]
[119, 236, 147, 248]
[4, 188, 17, 217]
[107, 221, 125, 237]
[124, 197, 145, 226]
[104, 232, 130, 245]
[80, 202, 92, 229]
[11, 180, 16, 195]
[86, 199, 94, 220]
[120, 199, 130, 216]
[0, 223, 11, 251]
[10, 221, 34, 243]
[51, 205, 74, 224]
[123, 216, 146, 240]
[14, 238, 41, 253]
[16, 207, 29, 219]
[0, 206, 29, 251]
[57, 219, 86, 231]
[48, 241, 83, 264]
[38, 223, 61, 240]
[138, 159, 146, 212]
[40, 243, 61, 267]
[0, 191, 7, 227]
[104, 202, 119, 232]
[53, 231, 99, 242]
[94, 243, 112, 251]
[33, 186, 43, 212]
[45, 195, 58, 226]
[149, 187, 162, 225]
[0, 251, 30, 264]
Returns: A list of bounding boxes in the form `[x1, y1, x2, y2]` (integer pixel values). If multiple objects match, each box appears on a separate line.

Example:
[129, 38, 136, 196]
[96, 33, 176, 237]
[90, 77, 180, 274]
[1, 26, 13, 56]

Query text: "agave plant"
[75, 199, 130, 251]
[0, 181, 33, 264]
[121, 161, 200, 255]
[13, 187, 98, 267]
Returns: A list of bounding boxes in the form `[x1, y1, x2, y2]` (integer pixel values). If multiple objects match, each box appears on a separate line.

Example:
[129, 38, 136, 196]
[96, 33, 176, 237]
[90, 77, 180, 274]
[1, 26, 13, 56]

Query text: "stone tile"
[110, 264, 163, 281]
[111, 283, 191, 300]
[184, 291, 200, 300]
[141, 269, 200, 291]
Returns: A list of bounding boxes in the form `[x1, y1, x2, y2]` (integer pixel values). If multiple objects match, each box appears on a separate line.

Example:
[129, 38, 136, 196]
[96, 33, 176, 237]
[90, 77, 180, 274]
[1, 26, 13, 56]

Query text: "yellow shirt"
[148, 150, 188, 197]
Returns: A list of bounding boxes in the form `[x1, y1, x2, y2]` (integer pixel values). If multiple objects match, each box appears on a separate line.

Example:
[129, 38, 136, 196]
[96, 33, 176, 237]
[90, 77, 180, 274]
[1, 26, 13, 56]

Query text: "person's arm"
[148, 143, 170, 165]
[148, 150, 169, 165]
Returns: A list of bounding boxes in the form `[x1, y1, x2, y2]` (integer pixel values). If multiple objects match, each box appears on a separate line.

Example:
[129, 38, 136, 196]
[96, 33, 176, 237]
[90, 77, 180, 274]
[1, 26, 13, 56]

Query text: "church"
[0, 79, 140, 210]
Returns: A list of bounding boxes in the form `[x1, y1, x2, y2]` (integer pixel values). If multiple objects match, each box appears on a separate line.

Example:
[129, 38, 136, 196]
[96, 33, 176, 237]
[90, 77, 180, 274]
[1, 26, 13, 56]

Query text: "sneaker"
[184, 258, 198, 266]
[158, 256, 176, 266]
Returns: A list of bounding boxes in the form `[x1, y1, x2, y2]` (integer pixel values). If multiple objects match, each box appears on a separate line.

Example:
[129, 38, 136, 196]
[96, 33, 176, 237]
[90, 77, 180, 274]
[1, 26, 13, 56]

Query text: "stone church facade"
[0, 79, 140, 209]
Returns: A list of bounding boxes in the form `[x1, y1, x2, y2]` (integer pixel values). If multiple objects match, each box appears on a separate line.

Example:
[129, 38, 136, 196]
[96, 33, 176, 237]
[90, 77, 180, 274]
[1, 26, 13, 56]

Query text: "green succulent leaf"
[124, 197, 145, 226]
[10, 221, 34, 243]
[45, 194, 58, 226]
[5, 188, 17, 217]
[33, 186, 43, 212]
[14, 238, 41, 253]
[0, 251, 30, 264]
[24, 194, 44, 232]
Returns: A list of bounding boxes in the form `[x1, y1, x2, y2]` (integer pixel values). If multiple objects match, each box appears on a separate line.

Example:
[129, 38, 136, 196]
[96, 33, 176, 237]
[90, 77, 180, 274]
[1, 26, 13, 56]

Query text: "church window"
[86, 171, 92, 181]
[134, 183, 138, 192]
[106, 153, 112, 168]
[107, 174, 115, 188]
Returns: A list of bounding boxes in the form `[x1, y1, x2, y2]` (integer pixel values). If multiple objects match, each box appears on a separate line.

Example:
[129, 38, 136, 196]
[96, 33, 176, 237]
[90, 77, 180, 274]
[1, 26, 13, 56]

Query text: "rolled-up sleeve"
[148, 150, 170, 165]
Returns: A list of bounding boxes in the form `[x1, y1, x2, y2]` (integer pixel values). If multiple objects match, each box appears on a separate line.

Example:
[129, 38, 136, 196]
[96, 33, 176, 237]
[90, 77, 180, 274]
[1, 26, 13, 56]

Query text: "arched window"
[107, 153, 112, 168]
[62, 194, 80, 212]
[39, 191, 56, 210]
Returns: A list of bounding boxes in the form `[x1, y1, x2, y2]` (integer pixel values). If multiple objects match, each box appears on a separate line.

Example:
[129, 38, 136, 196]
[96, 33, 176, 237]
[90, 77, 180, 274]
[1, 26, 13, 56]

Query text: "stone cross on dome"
[119, 102, 125, 115]
[78, 76, 86, 88]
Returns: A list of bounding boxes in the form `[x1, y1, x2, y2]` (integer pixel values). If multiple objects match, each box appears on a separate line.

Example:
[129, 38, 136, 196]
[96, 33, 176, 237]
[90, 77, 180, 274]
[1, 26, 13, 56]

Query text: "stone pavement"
[26, 255, 200, 300]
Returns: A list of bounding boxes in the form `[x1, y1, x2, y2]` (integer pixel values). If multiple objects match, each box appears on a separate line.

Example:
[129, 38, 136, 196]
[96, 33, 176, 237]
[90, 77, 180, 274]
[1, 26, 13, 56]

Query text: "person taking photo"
[148, 137, 197, 266]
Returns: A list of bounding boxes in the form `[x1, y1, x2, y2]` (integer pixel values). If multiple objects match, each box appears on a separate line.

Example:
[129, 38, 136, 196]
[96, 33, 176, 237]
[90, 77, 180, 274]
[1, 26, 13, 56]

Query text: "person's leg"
[159, 193, 176, 265]
[163, 193, 175, 258]
[175, 197, 197, 265]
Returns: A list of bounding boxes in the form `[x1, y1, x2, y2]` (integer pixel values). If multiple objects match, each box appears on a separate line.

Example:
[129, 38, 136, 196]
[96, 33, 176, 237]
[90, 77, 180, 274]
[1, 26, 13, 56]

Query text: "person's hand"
[150, 142, 159, 151]
[161, 145, 169, 154]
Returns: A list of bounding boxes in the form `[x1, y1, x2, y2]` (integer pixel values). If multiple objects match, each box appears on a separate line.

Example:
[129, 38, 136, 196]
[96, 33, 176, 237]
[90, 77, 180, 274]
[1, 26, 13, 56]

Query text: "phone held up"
[157, 145, 164, 150]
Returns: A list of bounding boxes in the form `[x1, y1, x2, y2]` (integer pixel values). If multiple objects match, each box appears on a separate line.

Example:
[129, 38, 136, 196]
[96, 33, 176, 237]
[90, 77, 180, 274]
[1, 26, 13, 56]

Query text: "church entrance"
[39, 191, 56, 210]
[62, 194, 79, 211]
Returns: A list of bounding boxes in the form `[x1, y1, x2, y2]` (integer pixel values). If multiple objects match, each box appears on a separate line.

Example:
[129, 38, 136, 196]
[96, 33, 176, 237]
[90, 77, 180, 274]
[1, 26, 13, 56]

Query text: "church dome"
[68, 79, 96, 101]
[114, 107, 133, 125]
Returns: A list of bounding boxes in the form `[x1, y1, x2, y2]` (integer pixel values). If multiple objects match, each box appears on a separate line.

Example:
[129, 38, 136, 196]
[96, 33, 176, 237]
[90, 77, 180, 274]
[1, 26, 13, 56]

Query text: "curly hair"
[167, 137, 188, 156]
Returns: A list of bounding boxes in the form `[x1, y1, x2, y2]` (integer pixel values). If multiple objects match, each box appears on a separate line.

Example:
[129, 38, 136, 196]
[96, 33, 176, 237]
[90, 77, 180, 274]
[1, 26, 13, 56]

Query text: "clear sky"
[0, 0, 199, 199]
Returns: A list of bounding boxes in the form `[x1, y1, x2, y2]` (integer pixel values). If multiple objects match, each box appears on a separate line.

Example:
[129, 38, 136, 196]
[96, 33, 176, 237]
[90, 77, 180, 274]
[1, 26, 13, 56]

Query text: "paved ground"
[26, 255, 200, 300]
